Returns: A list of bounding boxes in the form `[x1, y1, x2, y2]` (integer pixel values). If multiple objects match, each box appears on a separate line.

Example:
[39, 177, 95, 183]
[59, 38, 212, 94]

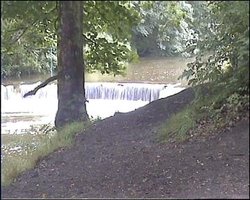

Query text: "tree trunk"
[55, 1, 89, 128]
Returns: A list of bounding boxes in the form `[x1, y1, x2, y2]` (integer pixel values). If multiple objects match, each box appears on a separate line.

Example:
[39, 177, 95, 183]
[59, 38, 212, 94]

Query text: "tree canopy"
[1, 1, 196, 78]
[181, 1, 249, 92]
[1, 1, 140, 78]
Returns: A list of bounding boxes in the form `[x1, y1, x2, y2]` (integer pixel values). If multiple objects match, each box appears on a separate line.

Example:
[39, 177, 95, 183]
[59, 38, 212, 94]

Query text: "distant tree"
[131, 1, 193, 57]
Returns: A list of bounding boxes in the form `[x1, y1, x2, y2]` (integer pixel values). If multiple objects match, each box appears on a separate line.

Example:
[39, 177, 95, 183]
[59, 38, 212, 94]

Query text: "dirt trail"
[2, 88, 249, 198]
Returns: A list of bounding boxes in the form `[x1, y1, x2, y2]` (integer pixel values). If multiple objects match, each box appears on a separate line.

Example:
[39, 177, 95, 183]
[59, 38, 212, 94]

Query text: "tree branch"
[9, 19, 39, 46]
[23, 75, 58, 98]
[23, 70, 89, 103]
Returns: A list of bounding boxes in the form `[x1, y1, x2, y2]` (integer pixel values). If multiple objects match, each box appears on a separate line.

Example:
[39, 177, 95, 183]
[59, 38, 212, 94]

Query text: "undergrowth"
[1, 121, 91, 186]
[160, 83, 249, 142]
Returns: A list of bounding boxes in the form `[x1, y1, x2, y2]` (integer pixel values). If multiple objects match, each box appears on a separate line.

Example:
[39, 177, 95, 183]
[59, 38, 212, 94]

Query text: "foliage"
[1, 1, 141, 78]
[131, 1, 194, 57]
[83, 1, 140, 75]
[160, 2, 249, 142]
[180, 1, 249, 89]
[159, 84, 249, 142]
[178, 1, 249, 131]
[1, 42, 57, 78]
[1, 1, 57, 78]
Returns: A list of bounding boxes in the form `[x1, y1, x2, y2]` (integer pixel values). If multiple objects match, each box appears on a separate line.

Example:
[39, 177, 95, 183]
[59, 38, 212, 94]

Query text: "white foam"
[1, 82, 185, 134]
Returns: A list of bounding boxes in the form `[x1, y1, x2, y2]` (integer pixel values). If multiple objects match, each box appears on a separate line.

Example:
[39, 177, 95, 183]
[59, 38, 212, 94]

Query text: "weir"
[1, 82, 172, 102]
[1, 82, 185, 134]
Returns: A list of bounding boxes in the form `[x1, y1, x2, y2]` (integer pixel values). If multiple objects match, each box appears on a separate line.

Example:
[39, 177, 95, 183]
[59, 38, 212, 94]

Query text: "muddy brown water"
[2, 57, 193, 85]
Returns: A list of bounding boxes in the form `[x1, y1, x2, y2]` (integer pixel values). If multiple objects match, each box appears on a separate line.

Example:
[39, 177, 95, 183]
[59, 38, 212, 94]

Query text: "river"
[1, 57, 192, 134]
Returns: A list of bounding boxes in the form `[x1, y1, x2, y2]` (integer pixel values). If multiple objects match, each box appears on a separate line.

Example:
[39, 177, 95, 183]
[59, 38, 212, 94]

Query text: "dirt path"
[2, 88, 249, 198]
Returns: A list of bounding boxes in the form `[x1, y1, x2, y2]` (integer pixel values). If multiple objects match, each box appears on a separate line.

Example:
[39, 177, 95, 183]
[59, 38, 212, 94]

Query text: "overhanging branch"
[23, 70, 89, 103]
[23, 75, 58, 98]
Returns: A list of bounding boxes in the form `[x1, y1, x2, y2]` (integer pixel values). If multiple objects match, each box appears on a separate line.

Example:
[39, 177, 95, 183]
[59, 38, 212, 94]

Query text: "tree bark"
[55, 1, 89, 128]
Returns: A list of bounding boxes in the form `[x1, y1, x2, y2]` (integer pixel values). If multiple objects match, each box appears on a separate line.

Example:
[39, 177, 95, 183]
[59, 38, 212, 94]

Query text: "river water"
[1, 57, 191, 134]
[1, 81, 185, 134]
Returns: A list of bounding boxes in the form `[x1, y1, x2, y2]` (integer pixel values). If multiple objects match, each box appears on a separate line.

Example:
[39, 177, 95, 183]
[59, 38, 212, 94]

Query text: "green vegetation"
[1, 1, 140, 79]
[160, 106, 196, 142]
[131, 1, 193, 57]
[160, 84, 249, 142]
[1, 1, 57, 78]
[1, 1, 194, 79]
[2, 1, 143, 126]
[1, 121, 90, 186]
[160, 1, 249, 142]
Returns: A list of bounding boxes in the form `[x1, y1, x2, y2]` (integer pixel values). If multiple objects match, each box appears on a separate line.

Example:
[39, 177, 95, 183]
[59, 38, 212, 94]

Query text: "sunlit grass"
[1, 121, 91, 186]
[159, 106, 197, 142]
[159, 83, 250, 143]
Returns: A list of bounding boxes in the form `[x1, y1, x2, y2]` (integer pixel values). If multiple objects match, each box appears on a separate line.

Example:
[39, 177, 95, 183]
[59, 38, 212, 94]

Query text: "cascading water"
[85, 83, 161, 102]
[1, 82, 185, 134]
[2, 82, 162, 102]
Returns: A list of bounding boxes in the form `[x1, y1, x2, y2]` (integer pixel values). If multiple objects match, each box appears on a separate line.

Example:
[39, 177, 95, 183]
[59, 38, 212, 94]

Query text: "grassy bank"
[159, 84, 249, 143]
[1, 121, 90, 186]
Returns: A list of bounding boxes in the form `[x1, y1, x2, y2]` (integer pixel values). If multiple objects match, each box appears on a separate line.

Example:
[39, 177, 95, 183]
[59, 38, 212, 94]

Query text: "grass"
[159, 105, 197, 142]
[159, 84, 249, 143]
[159, 87, 219, 143]
[1, 121, 91, 186]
